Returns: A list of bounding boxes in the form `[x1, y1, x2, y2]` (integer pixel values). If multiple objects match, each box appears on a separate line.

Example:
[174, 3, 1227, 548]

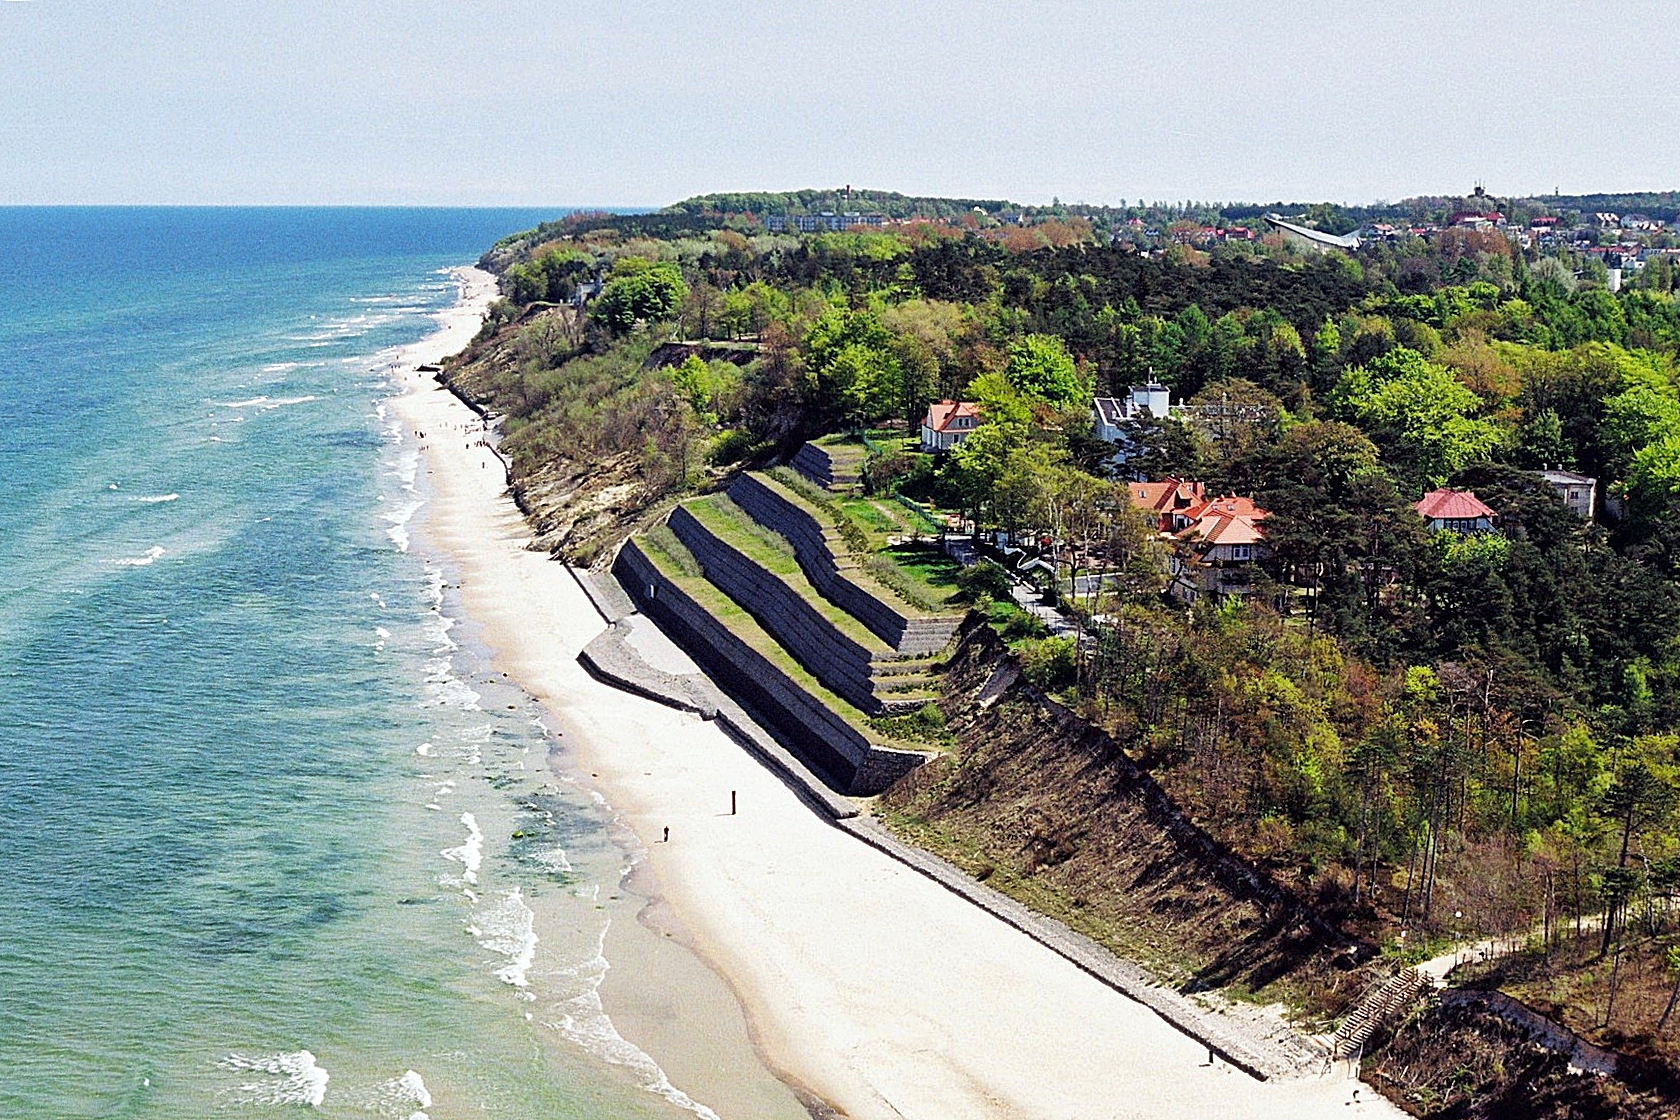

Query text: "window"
[1231, 545, 1251, 560]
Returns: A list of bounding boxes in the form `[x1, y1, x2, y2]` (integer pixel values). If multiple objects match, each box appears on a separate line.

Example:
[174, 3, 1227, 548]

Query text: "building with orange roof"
[919, 399, 980, 452]
[1414, 488, 1497, 534]
[1129, 482, 1270, 602]
[1126, 478, 1206, 533]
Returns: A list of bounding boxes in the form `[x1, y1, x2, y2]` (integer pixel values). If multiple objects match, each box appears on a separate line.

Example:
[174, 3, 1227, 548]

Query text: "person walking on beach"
[662, 826, 669, 843]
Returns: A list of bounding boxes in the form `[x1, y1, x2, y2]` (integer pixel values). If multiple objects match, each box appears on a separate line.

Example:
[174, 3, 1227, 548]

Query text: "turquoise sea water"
[0, 209, 700, 1119]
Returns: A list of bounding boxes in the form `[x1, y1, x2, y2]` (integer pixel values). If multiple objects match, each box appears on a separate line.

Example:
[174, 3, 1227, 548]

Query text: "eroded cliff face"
[1368, 997, 1680, 1119]
[881, 618, 1367, 1004]
[437, 308, 694, 566]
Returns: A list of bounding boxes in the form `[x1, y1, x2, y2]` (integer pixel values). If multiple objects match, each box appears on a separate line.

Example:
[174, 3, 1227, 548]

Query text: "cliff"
[881, 617, 1370, 1003]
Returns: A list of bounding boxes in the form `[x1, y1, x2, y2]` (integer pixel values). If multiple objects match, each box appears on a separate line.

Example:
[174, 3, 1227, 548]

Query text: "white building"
[1092, 385, 1174, 475]
[920, 400, 980, 451]
[1093, 384, 1172, 442]
[1263, 214, 1362, 254]
[1539, 469, 1596, 520]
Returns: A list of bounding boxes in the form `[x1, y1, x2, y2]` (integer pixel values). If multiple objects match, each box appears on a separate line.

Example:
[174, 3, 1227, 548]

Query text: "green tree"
[591, 260, 687, 335]
[1330, 347, 1504, 488]
[507, 247, 591, 305]
[803, 307, 903, 425]
[1005, 333, 1086, 406]
[1517, 408, 1572, 469]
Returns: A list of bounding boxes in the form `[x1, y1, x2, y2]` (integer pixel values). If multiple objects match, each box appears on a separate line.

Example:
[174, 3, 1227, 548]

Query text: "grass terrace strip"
[628, 531, 928, 755]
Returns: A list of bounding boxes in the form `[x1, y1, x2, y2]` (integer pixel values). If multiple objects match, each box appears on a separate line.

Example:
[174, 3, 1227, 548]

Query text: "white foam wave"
[426, 676, 481, 712]
[441, 811, 483, 884]
[133, 493, 179, 504]
[547, 932, 721, 1120]
[334, 1069, 430, 1119]
[472, 889, 538, 992]
[220, 1050, 329, 1108]
[384, 498, 423, 552]
[533, 845, 573, 875]
[115, 546, 165, 567]
[384, 1070, 432, 1119]
[220, 395, 317, 410]
[415, 742, 432, 757]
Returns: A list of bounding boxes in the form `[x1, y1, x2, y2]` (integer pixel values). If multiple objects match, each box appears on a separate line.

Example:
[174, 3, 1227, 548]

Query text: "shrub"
[956, 559, 1014, 603]
[708, 428, 757, 466]
[1019, 636, 1077, 690]
[992, 600, 1048, 641]
[834, 510, 871, 555]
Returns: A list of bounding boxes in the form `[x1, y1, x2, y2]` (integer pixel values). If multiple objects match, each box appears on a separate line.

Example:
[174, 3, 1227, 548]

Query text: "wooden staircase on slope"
[1329, 968, 1429, 1060]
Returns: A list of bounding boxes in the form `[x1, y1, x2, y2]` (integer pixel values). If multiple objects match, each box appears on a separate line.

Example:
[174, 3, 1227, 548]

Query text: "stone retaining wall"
[581, 560, 1330, 1081]
[789, 441, 837, 488]
[667, 504, 885, 714]
[728, 473, 960, 656]
[613, 539, 926, 796]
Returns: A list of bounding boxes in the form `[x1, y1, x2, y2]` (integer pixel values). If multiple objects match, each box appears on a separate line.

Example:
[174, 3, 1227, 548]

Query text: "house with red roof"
[1129, 482, 1270, 602]
[1415, 488, 1497, 534]
[919, 399, 980, 452]
[1127, 479, 1206, 533]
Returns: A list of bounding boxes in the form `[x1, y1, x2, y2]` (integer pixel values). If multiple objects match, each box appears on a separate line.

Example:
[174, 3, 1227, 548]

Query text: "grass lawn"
[877, 544, 964, 609]
[759, 468, 965, 619]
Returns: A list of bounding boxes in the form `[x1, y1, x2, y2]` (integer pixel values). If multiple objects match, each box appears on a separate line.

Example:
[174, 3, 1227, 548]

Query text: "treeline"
[664, 188, 1014, 220]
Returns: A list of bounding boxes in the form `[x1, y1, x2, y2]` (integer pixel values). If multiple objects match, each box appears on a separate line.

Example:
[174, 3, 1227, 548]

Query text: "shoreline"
[385, 267, 813, 1120]
[388, 267, 1397, 1119]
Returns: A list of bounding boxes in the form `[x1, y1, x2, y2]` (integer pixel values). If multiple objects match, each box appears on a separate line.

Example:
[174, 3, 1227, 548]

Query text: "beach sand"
[391, 269, 1401, 1120]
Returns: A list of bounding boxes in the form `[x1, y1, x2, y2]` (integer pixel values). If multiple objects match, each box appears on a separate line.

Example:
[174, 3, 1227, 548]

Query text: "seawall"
[612, 538, 926, 796]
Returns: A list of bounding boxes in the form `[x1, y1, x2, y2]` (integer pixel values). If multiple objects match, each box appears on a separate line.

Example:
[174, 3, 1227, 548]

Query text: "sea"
[0, 208, 709, 1120]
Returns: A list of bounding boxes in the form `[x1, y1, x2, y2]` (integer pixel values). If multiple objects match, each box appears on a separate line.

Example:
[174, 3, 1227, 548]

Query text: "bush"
[1019, 636, 1077, 690]
[956, 559, 1014, 603]
[708, 428, 757, 466]
[988, 598, 1048, 641]
[867, 701, 952, 747]
[834, 511, 871, 555]
[864, 448, 917, 494]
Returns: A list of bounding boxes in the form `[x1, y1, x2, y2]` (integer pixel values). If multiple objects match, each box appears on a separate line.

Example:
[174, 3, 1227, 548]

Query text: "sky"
[3, 0, 1677, 208]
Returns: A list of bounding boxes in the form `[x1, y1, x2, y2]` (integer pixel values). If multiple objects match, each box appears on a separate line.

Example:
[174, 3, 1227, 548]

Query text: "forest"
[458, 193, 1680, 1072]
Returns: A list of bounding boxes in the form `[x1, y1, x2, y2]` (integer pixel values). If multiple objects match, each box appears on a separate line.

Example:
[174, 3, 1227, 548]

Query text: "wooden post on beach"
[731, 790, 737, 815]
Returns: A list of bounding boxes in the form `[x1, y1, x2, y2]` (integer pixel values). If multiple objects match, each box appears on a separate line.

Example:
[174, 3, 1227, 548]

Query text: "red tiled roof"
[1129, 479, 1204, 511]
[1414, 488, 1496, 521]
[1131, 482, 1268, 547]
[1177, 495, 1267, 547]
[923, 399, 979, 433]
[1128, 479, 1206, 532]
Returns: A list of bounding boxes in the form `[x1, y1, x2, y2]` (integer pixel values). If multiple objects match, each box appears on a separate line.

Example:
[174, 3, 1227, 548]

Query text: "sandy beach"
[391, 269, 1401, 1120]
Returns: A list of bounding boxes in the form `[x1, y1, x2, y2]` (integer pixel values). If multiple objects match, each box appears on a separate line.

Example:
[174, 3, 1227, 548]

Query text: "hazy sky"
[3, 0, 1676, 208]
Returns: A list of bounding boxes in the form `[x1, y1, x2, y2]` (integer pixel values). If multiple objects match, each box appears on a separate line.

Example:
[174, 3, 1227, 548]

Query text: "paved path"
[1010, 580, 1082, 637]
